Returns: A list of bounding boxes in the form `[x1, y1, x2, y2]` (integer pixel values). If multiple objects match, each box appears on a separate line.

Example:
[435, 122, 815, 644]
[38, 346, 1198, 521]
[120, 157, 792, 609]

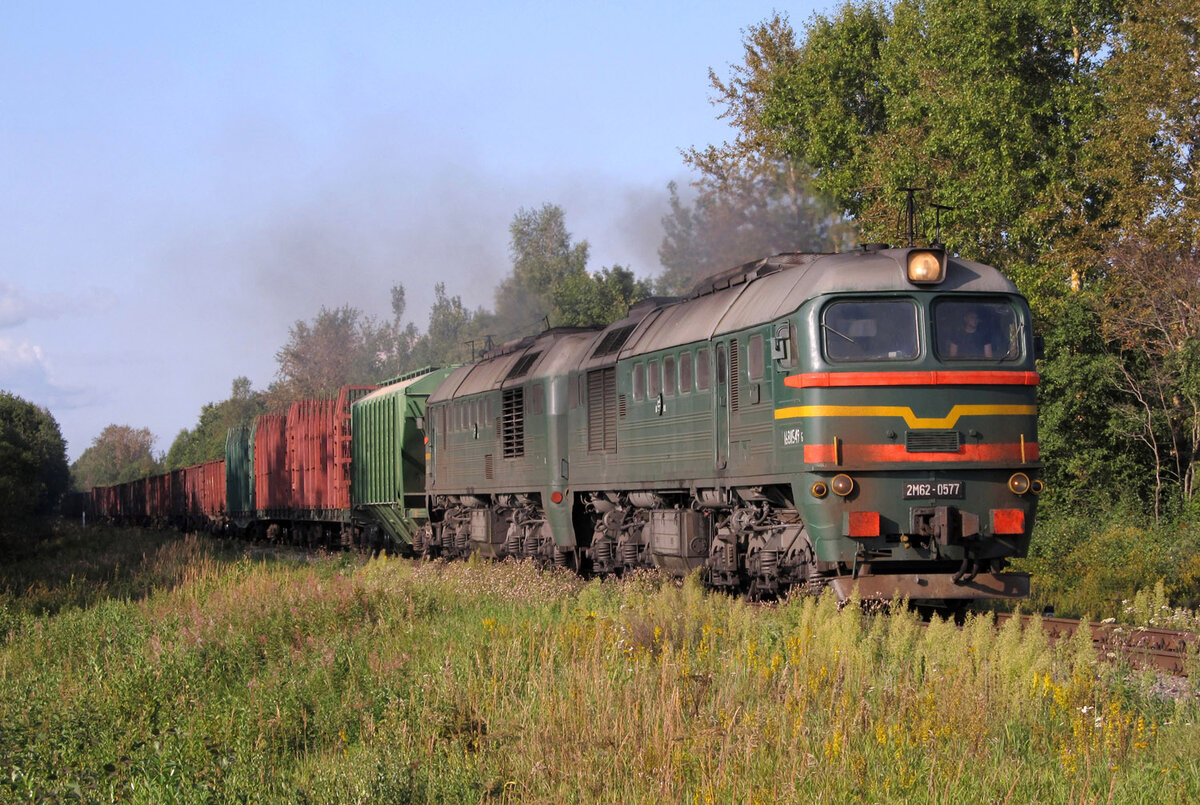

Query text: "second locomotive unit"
[417, 244, 1041, 602]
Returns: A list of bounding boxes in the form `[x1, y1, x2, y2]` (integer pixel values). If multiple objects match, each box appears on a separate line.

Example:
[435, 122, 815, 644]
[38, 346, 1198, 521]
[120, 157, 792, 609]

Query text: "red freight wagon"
[182, 459, 226, 529]
[199, 459, 226, 518]
[287, 399, 335, 512]
[147, 472, 172, 524]
[254, 414, 289, 514]
[170, 468, 186, 522]
[92, 485, 118, 521]
[183, 464, 203, 522]
[333, 385, 377, 510]
[127, 477, 148, 524]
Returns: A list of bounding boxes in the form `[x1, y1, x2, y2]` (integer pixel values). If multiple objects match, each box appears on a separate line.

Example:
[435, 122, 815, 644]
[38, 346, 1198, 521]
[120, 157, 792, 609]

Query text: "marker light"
[550, 491, 564, 504]
[992, 509, 1025, 535]
[811, 481, 829, 499]
[1030, 479, 1044, 495]
[847, 511, 881, 537]
[831, 474, 855, 497]
[907, 250, 946, 283]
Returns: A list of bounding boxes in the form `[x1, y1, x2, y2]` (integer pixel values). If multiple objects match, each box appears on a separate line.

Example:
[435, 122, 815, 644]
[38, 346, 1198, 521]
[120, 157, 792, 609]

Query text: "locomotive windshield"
[933, 299, 1020, 361]
[822, 299, 919, 362]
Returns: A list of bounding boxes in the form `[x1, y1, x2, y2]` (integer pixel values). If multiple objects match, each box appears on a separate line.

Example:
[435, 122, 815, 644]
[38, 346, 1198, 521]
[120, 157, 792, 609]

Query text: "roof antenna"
[930, 203, 953, 247]
[897, 187, 923, 247]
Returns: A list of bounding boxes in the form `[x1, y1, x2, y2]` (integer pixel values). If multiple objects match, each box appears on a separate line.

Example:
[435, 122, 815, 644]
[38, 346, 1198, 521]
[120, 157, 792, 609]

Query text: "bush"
[0, 391, 69, 523]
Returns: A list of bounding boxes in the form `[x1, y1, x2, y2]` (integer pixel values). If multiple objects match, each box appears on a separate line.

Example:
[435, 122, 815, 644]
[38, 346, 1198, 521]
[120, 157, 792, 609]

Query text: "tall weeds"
[1, 526, 1197, 802]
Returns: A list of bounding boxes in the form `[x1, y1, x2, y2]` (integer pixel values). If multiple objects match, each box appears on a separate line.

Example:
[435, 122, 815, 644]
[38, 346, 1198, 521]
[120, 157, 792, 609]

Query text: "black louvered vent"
[587, 367, 618, 453]
[502, 388, 525, 458]
[505, 351, 541, 381]
[618, 393, 627, 418]
[729, 338, 740, 412]
[906, 430, 961, 453]
[592, 324, 636, 357]
[485, 454, 494, 480]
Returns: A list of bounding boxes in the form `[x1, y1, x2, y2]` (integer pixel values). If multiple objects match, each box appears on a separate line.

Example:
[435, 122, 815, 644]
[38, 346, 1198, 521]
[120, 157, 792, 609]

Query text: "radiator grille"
[502, 388, 525, 458]
[905, 430, 961, 453]
[587, 367, 618, 453]
[729, 338, 740, 412]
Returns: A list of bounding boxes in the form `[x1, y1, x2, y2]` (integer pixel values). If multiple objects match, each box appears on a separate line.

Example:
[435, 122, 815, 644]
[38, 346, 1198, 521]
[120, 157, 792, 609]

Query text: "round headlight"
[1008, 472, 1031, 495]
[831, 474, 855, 497]
[907, 250, 945, 283]
[811, 481, 829, 499]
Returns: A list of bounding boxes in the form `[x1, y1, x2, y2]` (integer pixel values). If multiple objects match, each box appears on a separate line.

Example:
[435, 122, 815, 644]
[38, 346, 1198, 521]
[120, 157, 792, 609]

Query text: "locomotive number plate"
[903, 481, 964, 499]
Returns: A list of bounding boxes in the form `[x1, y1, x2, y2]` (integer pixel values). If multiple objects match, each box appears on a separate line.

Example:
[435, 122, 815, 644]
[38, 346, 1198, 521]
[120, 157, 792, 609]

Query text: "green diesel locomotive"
[410, 245, 1040, 602]
[88, 244, 1041, 604]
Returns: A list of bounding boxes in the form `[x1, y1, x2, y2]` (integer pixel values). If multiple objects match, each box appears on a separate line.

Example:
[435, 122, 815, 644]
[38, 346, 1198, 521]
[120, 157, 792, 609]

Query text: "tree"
[554, 266, 653, 327]
[1080, 0, 1200, 257]
[0, 391, 69, 519]
[1098, 242, 1200, 518]
[273, 305, 395, 402]
[382, 283, 420, 379]
[70, 425, 160, 490]
[164, 376, 266, 470]
[707, 2, 1119, 285]
[658, 166, 852, 295]
[661, 14, 855, 294]
[1034, 301, 1143, 514]
[408, 283, 489, 366]
[495, 204, 590, 329]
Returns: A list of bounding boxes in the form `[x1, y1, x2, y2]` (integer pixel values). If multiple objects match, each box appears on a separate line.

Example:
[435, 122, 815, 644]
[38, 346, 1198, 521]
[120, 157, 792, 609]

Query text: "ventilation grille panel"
[905, 430, 961, 453]
[729, 338, 740, 412]
[587, 367, 617, 453]
[502, 388, 525, 458]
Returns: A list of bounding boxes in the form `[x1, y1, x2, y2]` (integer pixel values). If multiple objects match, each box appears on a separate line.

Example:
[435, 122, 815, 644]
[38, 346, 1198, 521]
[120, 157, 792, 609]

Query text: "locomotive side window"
[934, 299, 1020, 361]
[633, 362, 646, 400]
[679, 351, 693, 393]
[649, 359, 661, 397]
[696, 348, 712, 390]
[663, 356, 676, 396]
[823, 300, 919, 362]
[748, 334, 764, 380]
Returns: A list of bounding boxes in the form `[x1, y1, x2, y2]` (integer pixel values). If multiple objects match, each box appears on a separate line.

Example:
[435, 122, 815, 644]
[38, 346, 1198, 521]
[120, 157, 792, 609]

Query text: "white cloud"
[0, 336, 46, 374]
[0, 336, 90, 411]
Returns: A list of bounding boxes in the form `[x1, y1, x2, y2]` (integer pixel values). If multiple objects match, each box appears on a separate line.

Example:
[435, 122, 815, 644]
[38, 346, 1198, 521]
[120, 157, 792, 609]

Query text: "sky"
[2, 0, 824, 462]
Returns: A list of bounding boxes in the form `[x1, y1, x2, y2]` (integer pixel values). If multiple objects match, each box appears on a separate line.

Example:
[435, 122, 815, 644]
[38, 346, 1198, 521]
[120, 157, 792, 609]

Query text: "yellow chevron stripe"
[773, 404, 1037, 430]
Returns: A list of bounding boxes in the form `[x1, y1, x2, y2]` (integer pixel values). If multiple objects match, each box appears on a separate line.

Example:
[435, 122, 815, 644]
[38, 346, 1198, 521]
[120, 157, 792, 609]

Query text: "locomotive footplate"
[829, 572, 1030, 601]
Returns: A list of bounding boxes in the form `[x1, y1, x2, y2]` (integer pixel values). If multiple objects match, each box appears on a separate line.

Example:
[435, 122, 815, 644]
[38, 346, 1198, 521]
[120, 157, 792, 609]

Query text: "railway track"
[993, 613, 1198, 675]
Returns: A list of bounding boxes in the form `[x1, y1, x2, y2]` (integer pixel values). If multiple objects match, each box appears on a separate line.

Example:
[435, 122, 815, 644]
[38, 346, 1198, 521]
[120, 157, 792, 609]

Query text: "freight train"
[88, 243, 1042, 603]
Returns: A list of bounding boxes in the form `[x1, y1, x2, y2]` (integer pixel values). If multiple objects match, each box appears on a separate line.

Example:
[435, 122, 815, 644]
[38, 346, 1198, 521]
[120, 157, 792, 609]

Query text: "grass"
[1, 522, 1199, 802]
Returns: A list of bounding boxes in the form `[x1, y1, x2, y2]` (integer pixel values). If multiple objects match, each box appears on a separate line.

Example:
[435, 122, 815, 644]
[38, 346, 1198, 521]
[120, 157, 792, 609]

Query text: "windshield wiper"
[822, 323, 856, 344]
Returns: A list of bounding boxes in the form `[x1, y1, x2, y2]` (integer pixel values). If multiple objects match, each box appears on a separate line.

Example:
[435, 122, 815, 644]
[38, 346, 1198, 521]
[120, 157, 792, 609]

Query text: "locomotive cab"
[774, 248, 1040, 601]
